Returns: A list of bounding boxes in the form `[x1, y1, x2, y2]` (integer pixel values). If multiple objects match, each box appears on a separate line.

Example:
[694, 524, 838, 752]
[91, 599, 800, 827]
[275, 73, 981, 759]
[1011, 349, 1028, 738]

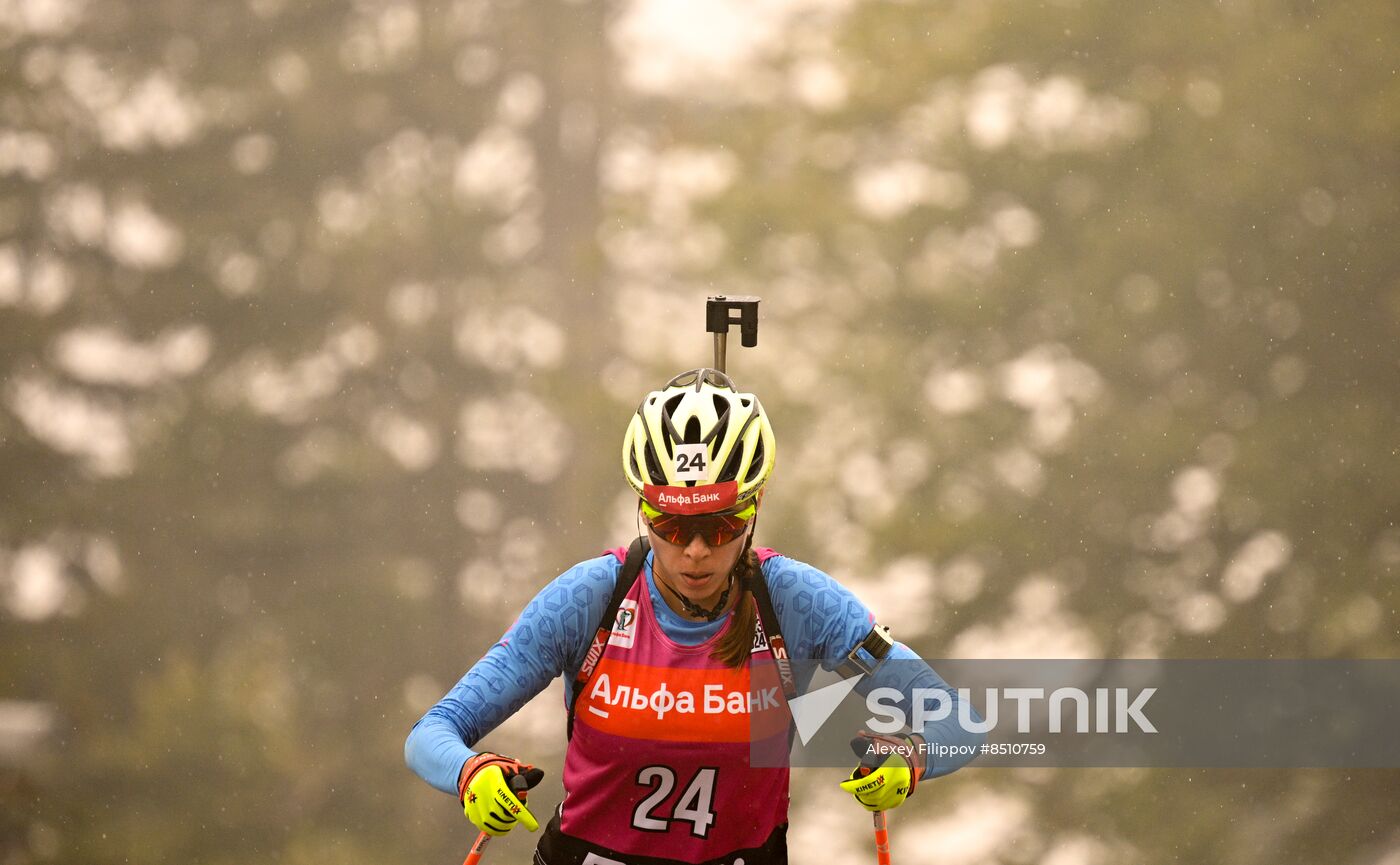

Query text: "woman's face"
[645, 520, 752, 614]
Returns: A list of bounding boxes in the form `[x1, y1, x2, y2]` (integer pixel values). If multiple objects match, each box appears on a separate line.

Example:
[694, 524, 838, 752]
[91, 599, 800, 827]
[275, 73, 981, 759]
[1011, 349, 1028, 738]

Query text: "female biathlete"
[406, 368, 981, 864]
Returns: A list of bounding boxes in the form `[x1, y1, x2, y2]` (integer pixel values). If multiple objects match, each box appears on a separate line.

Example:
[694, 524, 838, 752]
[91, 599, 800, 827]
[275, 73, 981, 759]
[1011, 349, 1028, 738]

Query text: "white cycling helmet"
[622, 368, 776, 514]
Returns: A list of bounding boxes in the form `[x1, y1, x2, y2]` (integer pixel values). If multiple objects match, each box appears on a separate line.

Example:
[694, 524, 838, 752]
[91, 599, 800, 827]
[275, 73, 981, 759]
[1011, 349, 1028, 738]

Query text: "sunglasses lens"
[646, 511, 750, 546]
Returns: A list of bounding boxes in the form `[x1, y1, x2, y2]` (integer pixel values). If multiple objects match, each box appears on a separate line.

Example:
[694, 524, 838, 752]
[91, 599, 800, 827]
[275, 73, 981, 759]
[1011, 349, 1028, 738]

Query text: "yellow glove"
[839, 732, 924, 812]
[457, 752, 544, 837]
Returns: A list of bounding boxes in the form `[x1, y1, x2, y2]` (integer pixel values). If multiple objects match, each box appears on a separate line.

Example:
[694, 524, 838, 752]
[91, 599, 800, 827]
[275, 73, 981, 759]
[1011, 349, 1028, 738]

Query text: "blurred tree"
[0, 0, 582, 861]
[2, 0, 1398, 862]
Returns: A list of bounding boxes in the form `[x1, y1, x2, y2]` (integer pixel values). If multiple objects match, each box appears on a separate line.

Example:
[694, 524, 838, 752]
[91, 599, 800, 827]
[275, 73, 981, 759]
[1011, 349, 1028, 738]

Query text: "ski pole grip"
[851, 733, 883, 774]
[510, 768, 544, 800]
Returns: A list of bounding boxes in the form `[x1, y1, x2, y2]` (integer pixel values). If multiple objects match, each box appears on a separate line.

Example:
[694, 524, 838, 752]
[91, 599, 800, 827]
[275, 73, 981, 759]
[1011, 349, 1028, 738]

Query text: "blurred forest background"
[2, 0, 1398, 862]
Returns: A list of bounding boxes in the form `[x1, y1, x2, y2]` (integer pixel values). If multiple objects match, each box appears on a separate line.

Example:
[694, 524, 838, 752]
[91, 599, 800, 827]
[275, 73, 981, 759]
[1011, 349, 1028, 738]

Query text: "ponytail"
[711, 548, 761, 669]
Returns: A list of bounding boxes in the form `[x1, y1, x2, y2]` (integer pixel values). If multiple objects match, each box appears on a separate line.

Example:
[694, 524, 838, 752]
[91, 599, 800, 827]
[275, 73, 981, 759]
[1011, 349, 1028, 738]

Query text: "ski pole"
[462, 773, 532, 865]
[871, 811, 892, 865]
[461, 830, 492, 865]
[851, 735, 894, 865]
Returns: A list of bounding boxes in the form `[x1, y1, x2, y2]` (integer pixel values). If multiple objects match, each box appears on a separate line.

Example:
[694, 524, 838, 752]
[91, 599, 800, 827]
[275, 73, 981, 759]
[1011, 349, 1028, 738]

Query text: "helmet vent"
[643, 440, 666, 484]
[683, 417, 702, 444]
[660, 395, 686, 457]
[744, 439, 766, 483]
[707, 395, 731, 445]
[718, 447, 743, 484]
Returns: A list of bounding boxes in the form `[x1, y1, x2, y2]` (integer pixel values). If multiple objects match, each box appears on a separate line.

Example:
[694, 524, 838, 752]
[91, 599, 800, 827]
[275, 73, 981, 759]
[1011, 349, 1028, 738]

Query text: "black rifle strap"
[567, 536, 649, 740]
[747, 556, 797, 703]
[750, 553, 891, 697]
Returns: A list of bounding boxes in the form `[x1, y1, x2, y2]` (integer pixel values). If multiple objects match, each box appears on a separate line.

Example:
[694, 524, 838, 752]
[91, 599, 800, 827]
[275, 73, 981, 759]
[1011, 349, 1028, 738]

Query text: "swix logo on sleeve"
[642, 482, 738, 514]
[580, 631, 608, 680]
[609, 599, 638, 649]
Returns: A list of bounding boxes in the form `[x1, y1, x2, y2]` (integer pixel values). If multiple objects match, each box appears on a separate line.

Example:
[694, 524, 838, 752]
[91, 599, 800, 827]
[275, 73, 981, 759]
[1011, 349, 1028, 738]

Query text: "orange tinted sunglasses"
[641, 500, 756, 546]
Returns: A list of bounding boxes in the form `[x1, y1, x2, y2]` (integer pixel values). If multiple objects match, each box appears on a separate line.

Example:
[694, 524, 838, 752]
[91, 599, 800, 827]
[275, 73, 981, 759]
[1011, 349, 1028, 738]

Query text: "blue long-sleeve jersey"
[406, 551, 982, 795]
